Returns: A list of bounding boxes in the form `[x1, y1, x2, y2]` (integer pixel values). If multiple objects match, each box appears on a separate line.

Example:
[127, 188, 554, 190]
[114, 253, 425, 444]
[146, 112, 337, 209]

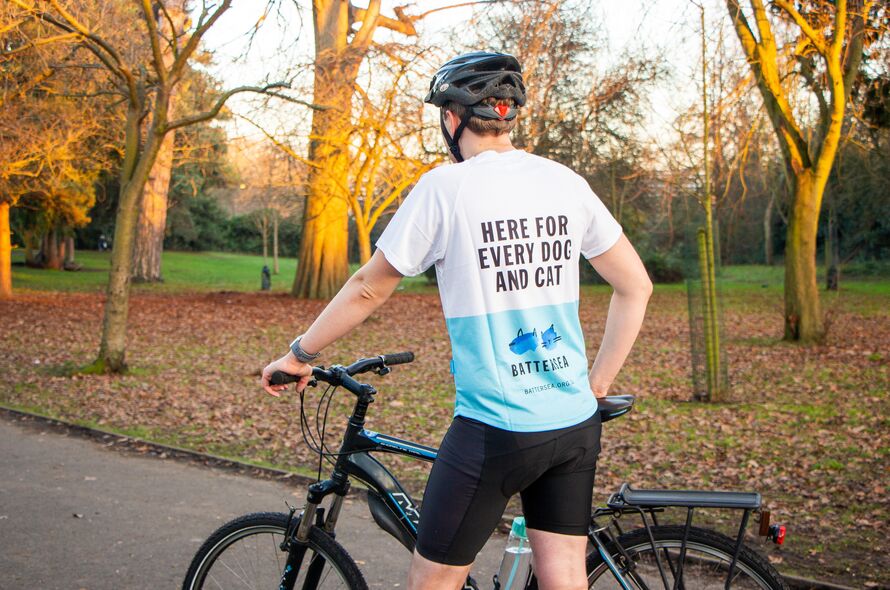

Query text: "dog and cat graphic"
[508, 323, 562, 355]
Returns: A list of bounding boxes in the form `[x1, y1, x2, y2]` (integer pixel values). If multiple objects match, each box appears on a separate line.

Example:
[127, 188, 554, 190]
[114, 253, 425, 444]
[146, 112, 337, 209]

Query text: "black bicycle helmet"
[425, 51, 526, 162]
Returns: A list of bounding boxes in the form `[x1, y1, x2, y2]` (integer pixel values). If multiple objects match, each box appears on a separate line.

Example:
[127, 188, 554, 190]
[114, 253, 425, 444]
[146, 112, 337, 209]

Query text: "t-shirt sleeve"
[579, 181, 623, 259]
[375, 174, 450, 276]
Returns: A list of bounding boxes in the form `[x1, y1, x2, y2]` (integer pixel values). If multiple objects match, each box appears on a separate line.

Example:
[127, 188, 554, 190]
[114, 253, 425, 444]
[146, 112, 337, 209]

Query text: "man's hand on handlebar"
[261, 351, 312, 396]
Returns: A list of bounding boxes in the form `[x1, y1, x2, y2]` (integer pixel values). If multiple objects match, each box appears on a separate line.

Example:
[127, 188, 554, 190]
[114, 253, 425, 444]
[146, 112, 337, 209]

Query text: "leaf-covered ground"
[1, 287, 887, 587]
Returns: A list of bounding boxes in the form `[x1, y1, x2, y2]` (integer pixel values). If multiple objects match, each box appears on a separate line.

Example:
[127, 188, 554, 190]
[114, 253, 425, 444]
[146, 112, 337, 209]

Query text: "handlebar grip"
[270, 371, 300, 386]
[382, 351, 414, 366]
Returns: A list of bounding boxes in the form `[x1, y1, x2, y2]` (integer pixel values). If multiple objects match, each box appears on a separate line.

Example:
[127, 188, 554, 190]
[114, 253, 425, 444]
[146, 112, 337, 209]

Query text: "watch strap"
[289, 335, 320, 363]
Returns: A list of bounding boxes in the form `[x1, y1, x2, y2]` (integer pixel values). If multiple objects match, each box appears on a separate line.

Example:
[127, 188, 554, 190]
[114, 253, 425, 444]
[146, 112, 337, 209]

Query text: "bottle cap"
[511, 516, 527, 539]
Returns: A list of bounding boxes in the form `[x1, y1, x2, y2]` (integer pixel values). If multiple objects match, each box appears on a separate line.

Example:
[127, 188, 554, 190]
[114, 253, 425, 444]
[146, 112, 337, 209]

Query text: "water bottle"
[495, 516, 533, 590]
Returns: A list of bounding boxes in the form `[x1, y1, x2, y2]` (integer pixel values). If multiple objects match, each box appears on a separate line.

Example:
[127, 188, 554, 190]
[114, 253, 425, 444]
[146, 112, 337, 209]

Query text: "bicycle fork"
[279, 484, 349, 590]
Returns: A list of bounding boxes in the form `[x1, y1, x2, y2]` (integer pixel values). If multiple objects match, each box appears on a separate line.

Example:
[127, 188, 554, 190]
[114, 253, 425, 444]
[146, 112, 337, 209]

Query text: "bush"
[165, 197, 302, 256]
[579, 248, 685, 285]
[641, 250, 685, 283]
[165, 195, 231, 251]
[844, 259, 890, 278]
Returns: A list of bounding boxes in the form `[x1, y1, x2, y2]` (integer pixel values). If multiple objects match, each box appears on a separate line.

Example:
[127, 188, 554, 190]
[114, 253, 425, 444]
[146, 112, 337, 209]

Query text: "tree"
[292, 1, 420, 298]
[348, 49, 441, 263]
[0, 16, 112, 292]
[132, 4, 188, 283]
[8, 0, 292, 371]
[230, 140, 304, 273]
[725, 0, 877, 341]
[472, 0, 661, 177]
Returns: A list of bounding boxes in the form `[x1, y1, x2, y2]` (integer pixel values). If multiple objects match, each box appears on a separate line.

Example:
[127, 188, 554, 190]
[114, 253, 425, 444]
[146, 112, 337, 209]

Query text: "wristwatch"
[289, 335, 321, 363]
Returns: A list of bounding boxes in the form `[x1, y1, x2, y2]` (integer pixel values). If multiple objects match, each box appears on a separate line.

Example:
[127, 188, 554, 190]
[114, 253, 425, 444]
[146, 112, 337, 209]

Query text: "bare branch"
[236, 114, 322, 170]
[169, 0, 232, 82]
[166, 82, 291, 132]
[352, 0, 382, 48]
[773, 0, 830, 54]
[139, 0, 167, 86]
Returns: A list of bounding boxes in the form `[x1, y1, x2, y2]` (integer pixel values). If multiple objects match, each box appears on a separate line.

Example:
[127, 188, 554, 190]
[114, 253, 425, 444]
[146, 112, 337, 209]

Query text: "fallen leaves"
[0, 288, 888, 586]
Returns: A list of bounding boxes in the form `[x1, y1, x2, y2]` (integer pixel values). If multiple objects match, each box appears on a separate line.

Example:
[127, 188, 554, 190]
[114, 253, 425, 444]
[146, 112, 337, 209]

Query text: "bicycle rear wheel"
[585, 525, 788, 590]
[182, 512, 367, 590]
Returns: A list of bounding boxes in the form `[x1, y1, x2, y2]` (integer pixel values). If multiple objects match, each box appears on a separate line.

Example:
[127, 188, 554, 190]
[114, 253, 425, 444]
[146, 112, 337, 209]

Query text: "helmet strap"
[441, 109, 470, 163]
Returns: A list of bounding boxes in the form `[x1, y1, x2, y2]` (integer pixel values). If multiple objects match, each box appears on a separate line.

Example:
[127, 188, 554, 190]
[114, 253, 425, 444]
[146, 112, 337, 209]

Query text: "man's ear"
[443, 109, 457, 137]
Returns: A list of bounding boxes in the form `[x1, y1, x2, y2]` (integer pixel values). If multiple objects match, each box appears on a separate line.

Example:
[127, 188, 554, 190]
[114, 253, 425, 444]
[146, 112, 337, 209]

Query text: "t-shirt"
[376, 149, 622, 432]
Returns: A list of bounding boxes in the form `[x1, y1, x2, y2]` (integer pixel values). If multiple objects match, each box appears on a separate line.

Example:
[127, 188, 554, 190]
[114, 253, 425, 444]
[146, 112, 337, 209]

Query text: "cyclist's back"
[378, 149, 621, 431]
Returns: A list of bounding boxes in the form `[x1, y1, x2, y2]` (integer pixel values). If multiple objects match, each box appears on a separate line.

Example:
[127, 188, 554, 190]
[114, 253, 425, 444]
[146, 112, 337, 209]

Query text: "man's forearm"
[588, 290, 649, 395]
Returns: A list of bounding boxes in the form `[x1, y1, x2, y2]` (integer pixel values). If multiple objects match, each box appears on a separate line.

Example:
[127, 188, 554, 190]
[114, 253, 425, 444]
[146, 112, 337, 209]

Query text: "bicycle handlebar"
[269, 351, 415, 387]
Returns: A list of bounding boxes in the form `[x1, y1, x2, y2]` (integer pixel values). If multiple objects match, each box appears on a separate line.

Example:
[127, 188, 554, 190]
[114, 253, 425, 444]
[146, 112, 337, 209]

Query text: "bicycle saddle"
[598, 394, 635, 423]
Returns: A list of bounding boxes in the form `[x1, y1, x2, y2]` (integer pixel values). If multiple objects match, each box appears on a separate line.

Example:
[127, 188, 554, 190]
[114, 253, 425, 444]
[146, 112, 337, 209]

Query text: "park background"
[0, 0, 887, 587]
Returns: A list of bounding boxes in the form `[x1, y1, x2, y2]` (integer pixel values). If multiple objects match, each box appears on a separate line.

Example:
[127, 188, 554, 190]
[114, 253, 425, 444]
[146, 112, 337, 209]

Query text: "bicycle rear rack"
[603, 483, 785, 590]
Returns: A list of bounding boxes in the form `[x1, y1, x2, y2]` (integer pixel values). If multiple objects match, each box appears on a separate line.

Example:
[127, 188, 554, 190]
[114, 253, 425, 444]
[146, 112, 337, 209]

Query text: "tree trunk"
[22, 228, 39, 267]
[132, 5, 184, 283]
[261, 212, 269, 263]
[825, 202, 839, 291]
[764, 192, 775, 265]
[132, 128, 175, 282]
[292, 76, 353, 298]
[357, 226, 371, 265]
[0, 202, 11, 298]
[95, 107, 167, 373]
[272, 212, 279, 274]
[784, 171, 824, 342]
[64, 236, 75, 264]
[42, 228, 62, 270]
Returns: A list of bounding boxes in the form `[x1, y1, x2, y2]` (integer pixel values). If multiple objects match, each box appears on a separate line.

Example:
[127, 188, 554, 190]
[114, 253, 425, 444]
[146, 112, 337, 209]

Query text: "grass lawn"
[2, 250, 889, 586]
[10, 249, 433, 294]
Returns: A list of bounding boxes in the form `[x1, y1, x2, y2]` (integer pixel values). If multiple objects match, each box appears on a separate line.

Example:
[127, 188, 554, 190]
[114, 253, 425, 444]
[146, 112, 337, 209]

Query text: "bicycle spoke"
[217, 555, 256, 588]
[207, 572, 225, 590]
[228, 543, 256, 589]
[273, 534, 282, 573]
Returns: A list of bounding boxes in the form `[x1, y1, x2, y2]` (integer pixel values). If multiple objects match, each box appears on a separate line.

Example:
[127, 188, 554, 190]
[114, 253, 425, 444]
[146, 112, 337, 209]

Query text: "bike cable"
[297, 383, 366, 481]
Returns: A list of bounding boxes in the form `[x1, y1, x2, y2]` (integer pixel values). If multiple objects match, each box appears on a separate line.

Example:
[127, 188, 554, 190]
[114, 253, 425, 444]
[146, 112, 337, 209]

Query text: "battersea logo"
[507, 324, 569, 378]
[508, 324, 562, 355]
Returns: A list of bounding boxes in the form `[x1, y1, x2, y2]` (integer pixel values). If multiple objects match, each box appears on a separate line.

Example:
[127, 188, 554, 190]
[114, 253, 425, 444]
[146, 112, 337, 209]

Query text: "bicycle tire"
[182, 512, 368, 590]
[529, 525, 788, 590]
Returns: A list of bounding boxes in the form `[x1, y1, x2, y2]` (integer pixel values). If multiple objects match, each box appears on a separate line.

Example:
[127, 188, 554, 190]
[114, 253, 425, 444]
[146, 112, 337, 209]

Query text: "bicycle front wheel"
[585, 525, 789, 590]
[182, 512, 367, 590]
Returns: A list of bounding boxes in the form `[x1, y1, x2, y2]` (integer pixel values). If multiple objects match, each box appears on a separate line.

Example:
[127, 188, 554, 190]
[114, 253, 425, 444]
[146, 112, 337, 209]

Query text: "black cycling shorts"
[415, 411, 602, 566]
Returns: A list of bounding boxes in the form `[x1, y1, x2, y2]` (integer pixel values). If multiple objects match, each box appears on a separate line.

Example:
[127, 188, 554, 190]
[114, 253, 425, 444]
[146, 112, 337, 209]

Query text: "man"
[262, 51, 652, 590]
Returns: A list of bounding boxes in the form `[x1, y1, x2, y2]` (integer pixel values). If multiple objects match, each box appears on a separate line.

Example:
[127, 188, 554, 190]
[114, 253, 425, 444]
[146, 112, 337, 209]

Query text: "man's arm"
[261, 250, 404, 396]
[587, 234, 652, 398]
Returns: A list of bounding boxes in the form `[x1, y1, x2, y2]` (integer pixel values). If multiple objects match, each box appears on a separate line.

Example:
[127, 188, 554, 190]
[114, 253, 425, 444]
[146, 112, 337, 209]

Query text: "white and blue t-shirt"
[376, 149, 622, 432]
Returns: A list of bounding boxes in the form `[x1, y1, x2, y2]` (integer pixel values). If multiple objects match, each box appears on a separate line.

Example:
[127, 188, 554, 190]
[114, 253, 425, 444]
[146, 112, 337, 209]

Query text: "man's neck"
[458, 132, 515, 160]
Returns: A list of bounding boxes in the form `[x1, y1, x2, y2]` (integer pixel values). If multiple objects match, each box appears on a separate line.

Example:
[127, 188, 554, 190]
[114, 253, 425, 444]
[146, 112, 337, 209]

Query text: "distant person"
[262, 51, 652, 590]
[98, 233, 109, 252]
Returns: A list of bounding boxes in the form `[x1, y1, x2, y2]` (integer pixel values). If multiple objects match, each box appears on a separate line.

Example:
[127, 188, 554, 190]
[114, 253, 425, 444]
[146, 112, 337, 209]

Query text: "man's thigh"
[527, 528, 588, 590]
[416, 417, 509, 566]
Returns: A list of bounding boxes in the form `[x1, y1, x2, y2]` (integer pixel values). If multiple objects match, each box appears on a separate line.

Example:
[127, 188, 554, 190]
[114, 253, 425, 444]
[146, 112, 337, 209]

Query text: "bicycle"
[183, 352, 789, 590]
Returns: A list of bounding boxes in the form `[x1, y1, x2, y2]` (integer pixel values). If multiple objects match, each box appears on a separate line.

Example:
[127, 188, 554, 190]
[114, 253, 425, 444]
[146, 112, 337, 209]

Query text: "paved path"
[0, 414, 503, 589]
